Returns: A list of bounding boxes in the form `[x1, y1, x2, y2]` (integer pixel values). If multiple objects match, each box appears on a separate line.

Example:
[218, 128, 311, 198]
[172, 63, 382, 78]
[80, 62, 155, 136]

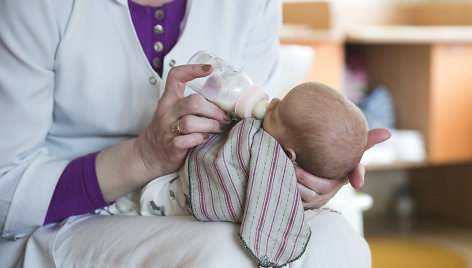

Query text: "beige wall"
[409, 0, 470, 3]
[283, 0, 472, 4]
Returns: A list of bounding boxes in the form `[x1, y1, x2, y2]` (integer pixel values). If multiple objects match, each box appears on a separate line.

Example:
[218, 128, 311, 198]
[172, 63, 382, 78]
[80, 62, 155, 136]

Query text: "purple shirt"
[44, 152, 106, 224]
[128, 0, 186, 76]
[44, 0, 186, 224]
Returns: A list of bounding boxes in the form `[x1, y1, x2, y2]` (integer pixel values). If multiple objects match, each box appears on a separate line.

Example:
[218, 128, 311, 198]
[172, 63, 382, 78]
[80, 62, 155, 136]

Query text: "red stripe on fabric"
[287, 172, 305, 261]
[213, 152, 239, 222]
[194, 137, 212, 221]
[265, 155, 289, 256]
[201, 135, 223, 221]
[288, 207, 305, 261]
[237, 119, 249, 177]
[221, 150, 244, 215]
[254, 134, 279, 256]
[240, 128, 264, 237]
[275, 182, 300, 262]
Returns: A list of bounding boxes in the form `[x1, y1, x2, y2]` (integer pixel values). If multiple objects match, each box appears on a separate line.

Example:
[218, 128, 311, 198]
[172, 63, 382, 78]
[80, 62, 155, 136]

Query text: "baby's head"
[263, 82, 367, 180]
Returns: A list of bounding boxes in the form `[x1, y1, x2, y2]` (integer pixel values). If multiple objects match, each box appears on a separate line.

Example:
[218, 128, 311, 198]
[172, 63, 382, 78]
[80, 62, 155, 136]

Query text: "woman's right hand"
[97, 64, 231, 203]
[134, 64, 232, 180]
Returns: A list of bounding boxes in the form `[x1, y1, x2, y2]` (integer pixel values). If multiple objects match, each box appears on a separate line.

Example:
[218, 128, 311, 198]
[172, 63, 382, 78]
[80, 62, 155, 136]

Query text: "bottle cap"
[235, 85, 268, 119]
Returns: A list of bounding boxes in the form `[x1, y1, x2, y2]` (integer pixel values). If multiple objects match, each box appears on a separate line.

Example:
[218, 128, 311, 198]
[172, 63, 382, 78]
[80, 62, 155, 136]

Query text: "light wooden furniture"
[281, 1, 472, 226]
[344, 32, 472, 224]
[410, 162, 472, 226]
[279, 38, 344, 92]
[282, 1, 472, 165]
[345, 35, 472, 165]
[282, 1, 331, 30]
[410, 4, 472, 26]
[281, 1, 344, 91]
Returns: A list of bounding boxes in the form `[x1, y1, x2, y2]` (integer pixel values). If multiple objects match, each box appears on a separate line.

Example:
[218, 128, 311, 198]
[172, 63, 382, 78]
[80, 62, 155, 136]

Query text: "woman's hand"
[135, 64, 231, 180]
[97, 64, 231, 203]
[297, 128, 391, 209]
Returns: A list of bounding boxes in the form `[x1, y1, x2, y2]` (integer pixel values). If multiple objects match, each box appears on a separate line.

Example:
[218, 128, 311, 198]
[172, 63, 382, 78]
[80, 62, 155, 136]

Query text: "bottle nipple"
[234, 85, 269, 119]
[252, 99, 269, 120]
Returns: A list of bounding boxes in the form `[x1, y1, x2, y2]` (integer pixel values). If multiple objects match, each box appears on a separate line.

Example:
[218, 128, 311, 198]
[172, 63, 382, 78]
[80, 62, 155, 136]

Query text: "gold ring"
[171, 119, 181, 136]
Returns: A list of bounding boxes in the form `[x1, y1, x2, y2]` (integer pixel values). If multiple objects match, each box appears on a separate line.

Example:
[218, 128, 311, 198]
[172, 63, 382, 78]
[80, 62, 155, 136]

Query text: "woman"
[0, 0, 390, 266]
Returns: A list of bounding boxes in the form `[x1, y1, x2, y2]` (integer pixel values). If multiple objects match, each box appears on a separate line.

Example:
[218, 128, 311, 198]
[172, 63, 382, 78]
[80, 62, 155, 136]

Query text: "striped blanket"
[188, 118, 311, 267]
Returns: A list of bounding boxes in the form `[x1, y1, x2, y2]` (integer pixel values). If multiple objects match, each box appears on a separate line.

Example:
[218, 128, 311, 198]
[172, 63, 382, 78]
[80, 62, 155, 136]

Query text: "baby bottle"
[186, 50, 269, 120]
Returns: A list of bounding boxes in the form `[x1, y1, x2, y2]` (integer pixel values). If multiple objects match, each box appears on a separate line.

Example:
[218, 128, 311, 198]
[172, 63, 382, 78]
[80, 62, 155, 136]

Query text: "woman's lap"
[2, 211, 371, 267]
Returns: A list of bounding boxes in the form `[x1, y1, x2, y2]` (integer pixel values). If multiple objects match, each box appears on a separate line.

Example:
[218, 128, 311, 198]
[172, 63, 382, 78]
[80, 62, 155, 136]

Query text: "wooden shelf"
[346, 43, 472, 164]
[346, 25, 472, 44]
[280, 25, 343, 42]
[281, 1, 472, 166]
[365, 160, 428, 172]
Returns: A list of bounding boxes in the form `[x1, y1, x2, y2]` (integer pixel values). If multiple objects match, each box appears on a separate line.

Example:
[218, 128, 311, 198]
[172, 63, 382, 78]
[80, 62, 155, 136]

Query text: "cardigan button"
[153, 41, 163, 52]
[154, 10, 164, 20]
[149, 76, 157, 85]
[152, 57, 162, 69]
[169, 59, 176, 67]
[154, 24, 164, 35]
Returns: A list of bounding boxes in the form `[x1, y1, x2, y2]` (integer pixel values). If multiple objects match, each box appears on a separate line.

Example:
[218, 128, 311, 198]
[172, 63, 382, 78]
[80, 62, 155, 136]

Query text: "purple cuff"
[44, 151, 110, 225]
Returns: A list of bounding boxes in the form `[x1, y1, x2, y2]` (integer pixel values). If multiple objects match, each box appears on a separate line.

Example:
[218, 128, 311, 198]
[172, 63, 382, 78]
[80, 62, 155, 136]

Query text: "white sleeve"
[0, 0, 74, 239]
[241, 0, 282, 100]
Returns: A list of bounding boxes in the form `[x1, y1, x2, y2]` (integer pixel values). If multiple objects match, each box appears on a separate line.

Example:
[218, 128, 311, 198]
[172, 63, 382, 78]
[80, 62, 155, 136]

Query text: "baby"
[107, 81, 367, 267]
[263, 81, 367, 180]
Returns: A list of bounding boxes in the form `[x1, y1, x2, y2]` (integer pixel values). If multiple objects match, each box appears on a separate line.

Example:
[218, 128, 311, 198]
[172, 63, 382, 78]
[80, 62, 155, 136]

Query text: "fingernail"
[201, 64, 211, 71]
[203, 133, 210, 140]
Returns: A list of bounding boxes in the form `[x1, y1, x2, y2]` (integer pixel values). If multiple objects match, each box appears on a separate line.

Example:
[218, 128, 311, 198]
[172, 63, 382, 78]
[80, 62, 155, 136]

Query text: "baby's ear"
[284, 147, 297, 162]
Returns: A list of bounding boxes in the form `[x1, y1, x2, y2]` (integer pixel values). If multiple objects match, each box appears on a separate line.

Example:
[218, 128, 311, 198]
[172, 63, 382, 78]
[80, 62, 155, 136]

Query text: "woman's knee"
[290, 211, 371, 268]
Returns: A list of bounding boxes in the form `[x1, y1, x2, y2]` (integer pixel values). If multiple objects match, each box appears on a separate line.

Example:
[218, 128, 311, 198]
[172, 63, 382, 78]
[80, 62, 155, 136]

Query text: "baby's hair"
[281, 82, 367, 180]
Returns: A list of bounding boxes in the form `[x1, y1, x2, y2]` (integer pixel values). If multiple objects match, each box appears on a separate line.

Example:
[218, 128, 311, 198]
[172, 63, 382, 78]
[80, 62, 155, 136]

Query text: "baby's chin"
[261, 118, 269, 130]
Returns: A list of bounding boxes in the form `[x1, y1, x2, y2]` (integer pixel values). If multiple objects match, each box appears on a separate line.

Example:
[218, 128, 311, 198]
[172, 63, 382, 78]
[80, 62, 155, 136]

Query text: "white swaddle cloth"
[102, 119, 311, 267]
[188, 118, 311, 267]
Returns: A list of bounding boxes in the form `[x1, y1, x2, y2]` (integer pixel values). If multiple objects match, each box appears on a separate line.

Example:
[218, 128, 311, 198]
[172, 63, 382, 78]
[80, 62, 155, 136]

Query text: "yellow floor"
[368, 237, 467, 268]
[365, 217, 472, 268]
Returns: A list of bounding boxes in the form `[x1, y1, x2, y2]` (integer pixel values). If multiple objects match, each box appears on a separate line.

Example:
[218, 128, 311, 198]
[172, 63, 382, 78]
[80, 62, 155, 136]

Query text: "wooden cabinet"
[410, 162, 472, 226]
[344, 38, 472, 224]
[281, 0, 472, 225]
[280, 39, 344, 92]
[429, 44, 472, 163]
[279, 37, 472, 164]
[281, 1, 472, 165]
[346, 41, 472, 164]
[281, 1, 344, 92]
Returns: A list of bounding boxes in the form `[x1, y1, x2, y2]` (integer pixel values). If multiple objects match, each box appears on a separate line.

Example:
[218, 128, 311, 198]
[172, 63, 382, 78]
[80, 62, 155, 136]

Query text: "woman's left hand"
[297, 128, 391, 209]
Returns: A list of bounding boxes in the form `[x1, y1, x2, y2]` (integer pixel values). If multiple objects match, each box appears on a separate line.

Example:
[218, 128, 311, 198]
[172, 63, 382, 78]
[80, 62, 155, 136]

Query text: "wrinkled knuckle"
[317, 187, 331, 196]
[171, 138, 180, 148]
[180, 118, 192, 132]
[167, 66, 178, 79]
[294, 168, 305, 182]
[191, 135, 203, 145]
[188, 93, 203, 102]
[296, 174, 305, 184]
[186, 94, 202, 112]
[213, 121, 221, 132]
[304, 191, 318, 203]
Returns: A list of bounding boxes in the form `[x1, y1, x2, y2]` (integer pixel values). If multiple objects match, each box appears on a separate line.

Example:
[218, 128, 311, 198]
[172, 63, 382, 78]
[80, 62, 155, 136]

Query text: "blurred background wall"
[280, 1, 472, 266]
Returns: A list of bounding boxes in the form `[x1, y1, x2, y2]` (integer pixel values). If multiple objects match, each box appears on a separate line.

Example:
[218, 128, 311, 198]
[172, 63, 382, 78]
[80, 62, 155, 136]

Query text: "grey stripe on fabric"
[189, 118, 311, 267]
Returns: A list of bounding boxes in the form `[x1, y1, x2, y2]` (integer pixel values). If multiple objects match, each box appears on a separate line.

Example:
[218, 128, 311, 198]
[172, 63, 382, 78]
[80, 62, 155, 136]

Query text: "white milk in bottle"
[186, 50, 269, 119]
